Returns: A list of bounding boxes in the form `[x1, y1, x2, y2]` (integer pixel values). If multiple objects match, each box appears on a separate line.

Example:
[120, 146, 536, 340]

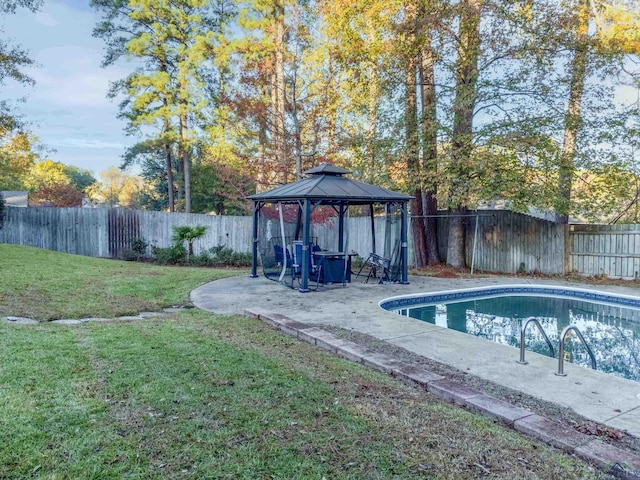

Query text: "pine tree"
[92, 0, 217, 213]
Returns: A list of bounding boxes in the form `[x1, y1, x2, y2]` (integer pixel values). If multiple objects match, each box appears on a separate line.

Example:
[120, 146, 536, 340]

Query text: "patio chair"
[356, 252, 391, 284]
[292, 241, 322, 289]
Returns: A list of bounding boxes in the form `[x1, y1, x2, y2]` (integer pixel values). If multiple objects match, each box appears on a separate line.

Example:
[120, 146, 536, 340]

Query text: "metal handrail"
[516, 317, 555, 365]
[555, 325, 597, 376]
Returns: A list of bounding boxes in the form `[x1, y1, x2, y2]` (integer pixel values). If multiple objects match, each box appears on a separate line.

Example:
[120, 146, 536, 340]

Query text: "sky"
[3, 0, 134, 177]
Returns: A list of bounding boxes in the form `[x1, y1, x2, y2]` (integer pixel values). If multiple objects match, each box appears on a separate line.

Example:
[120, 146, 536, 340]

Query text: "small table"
[313, 251, 356, 285]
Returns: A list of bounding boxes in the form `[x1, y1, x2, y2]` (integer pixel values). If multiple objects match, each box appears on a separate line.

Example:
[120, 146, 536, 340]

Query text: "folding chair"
[356, 252, 391, 284]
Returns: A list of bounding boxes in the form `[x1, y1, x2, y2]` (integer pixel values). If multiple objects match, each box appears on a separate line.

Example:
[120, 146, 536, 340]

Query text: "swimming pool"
[380, 285, 640, 382]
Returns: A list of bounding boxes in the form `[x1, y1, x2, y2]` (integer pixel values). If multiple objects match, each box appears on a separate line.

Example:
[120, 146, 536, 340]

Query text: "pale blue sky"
[3, 0, 133, 176]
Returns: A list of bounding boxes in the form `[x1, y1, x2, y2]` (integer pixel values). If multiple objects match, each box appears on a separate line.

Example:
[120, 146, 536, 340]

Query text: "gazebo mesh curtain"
[382, 204, 403, 281]
[256, 202, 297, 283]
[256, 201, 321, 285]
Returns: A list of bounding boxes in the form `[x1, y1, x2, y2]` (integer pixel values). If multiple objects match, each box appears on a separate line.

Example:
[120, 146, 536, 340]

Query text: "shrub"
[153, 243, 187, 265]
[190, 251, 213, 267]
[351, 255, 364, 270]
[208, 245, 252, 267]
[122, 237, 148, 261]
[172, 225, 208, 258]
[149, 242, 250, 268]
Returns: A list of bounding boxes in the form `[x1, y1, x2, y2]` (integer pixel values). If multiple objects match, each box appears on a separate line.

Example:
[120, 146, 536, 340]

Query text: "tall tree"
[234, 0, 294, 186]
[64, 166, 97, 193]
[320, 0, 401, 184]
[446, 0, 481, 269]
[0, 191, 5, 231]
[0, 129, 38, 190]
[402, 1, 425, 266]
[27, 160, 86, 207]
[556, 0, 640, 223]
[401, 0, 442, 267]
[92, 0, 216, 213]
[418, 4, 441, 266]
[556, 0, 589, 223]
[87, 167, 148, 208]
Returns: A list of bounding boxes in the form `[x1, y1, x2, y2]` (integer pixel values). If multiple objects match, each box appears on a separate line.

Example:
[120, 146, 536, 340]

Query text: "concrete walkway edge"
[244, 306, 640, 478]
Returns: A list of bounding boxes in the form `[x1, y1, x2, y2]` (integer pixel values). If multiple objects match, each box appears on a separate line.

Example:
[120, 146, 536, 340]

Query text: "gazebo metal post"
[384, 203, 391, 256]
[338, 202, 345, 252]
[369, 204, 376, 254]
[300, 198, 311, 292]
[400, 201, 409, 284]
[250, 202, 261, 277]
[295, 204, 303, 240]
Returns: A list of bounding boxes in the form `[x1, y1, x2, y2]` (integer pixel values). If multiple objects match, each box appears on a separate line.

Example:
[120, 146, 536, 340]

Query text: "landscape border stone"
[244, 307, 640, 479]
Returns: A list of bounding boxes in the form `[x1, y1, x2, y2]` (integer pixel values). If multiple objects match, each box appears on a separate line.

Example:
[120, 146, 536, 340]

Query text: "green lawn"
[0, 245, 604, 479]
[0, 244, 241, 320]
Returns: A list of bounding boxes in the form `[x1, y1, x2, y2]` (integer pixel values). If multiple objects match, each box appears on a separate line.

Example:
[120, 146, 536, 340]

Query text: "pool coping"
[244, 306, 640, 477]
[380, 284, 640, 310]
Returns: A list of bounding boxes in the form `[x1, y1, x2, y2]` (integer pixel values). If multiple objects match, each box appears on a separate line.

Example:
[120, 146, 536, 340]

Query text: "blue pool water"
[381, 286, 640, 382]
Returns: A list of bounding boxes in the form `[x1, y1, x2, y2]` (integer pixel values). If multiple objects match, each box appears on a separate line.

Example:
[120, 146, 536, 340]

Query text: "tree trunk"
[257, 86, 268, 192]
[180, 71, 191, 213]
[447, 208, 467, 268]
[447, 0, 481, 269]
[326, 56, 338, 155]
[290, 68, 303, 181]
[182, 142, 191, 214]
[165, 142, 175, 212]
[557, 0, 589, 224]
[159, 53, 175, 213]
[275, 1, 287, 183]
[405, 2, 426, 268]
[419, 4, 440, 265]
[366, 25, 379, 183]
[162, 98, 174, 212]
[270, 66, 278, 182]
[176, 157, 184, 211]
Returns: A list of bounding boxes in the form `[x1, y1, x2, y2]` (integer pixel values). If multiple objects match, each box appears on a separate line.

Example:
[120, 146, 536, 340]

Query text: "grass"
[0, 244, 242, 320]
[0, 245, 608, 479]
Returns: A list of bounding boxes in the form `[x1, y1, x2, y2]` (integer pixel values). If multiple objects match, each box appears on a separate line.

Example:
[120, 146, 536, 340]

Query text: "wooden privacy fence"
[0, 207, 254, 258]
[435, 210, 567, 276]
[568, 224, 640, 280]
[0, 207, 111, 257]
[0, 207, 400, 261]
[3, 206, 640, 279]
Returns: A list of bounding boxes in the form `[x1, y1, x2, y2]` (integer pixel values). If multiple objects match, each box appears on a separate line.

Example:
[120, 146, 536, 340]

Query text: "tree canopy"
[3, 0, 640, 267]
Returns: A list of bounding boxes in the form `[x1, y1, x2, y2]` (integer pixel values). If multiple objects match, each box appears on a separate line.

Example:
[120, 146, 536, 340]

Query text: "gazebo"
[249, 163, 412, 291]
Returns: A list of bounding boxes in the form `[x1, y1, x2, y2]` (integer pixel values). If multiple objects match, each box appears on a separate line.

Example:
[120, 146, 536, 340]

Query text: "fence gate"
[108, 209, 140, 258]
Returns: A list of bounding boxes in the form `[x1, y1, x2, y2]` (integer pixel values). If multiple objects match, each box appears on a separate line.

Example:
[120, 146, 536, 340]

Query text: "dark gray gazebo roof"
[248, 163, 412, 204]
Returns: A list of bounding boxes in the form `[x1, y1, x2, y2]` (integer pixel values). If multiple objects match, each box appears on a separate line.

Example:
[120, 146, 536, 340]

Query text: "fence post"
[563, 224, 571, 276]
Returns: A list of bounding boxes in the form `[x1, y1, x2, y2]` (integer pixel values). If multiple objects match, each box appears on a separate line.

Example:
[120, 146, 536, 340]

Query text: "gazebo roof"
[248, 163, 412, 204]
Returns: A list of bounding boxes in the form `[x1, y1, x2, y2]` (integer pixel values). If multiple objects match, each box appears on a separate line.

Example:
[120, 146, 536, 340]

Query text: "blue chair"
[292, 241, 322, 289]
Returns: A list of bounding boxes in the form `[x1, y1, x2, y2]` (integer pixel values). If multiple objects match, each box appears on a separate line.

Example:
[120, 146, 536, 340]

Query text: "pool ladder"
[517, 317, 555, 365]
[516, 317, 597, 376]
[555, 325, 597, 376]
